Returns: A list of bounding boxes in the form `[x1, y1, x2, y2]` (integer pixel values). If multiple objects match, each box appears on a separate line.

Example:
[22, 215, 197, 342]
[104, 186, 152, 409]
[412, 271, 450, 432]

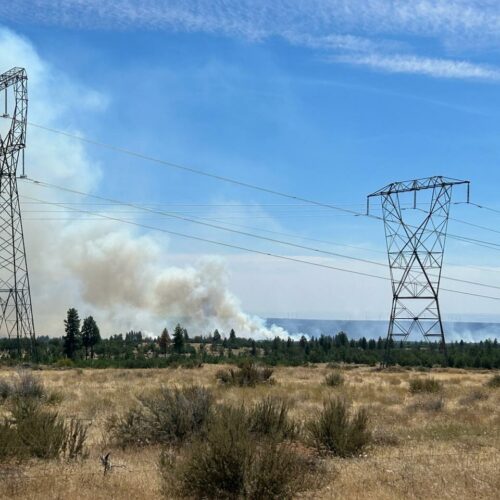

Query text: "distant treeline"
[0, 315, 499, 370]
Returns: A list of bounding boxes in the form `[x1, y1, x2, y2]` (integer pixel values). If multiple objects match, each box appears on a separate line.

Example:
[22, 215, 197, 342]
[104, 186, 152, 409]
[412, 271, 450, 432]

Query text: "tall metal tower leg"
[367, 177, 469, 365]
[0, 68, 35, 358]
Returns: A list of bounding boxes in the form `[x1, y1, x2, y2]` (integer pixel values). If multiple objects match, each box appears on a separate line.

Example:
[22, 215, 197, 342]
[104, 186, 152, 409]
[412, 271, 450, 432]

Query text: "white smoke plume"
[0, 26, 291, 340]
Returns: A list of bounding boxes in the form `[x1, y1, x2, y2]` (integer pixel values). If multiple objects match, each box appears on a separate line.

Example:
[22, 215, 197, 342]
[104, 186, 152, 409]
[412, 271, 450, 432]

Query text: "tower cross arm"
[0, 68, 27, 92]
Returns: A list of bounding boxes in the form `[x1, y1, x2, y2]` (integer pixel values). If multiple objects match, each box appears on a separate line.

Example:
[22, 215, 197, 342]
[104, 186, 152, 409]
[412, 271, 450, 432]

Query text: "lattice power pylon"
[367, 176, 469, 359]
[0, 67, 35, 356]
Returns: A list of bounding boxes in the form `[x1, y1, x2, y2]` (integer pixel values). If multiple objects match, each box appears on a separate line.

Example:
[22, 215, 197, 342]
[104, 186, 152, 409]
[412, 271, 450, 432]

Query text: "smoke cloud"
[0, 26, 292, 340]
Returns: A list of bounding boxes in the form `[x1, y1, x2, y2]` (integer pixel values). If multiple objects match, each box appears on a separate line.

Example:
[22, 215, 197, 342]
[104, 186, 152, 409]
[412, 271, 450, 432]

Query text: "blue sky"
[1, 1, 500, 336]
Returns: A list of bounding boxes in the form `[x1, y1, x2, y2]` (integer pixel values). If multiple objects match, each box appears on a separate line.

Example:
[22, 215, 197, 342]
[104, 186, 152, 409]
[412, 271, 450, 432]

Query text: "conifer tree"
[159, 328, 170, 354]
[173, 324, 184, 354]
[63, 308, 80, 360]
[81, 316, 101, 360]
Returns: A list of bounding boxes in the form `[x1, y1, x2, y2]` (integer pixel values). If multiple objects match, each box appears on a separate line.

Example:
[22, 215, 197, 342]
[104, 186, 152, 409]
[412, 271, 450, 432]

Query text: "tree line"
[0, 308, 499, 369]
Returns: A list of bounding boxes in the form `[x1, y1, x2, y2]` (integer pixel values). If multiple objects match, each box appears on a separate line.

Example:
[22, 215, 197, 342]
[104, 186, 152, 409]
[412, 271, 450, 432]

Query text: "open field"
[0, 365, 499, 499]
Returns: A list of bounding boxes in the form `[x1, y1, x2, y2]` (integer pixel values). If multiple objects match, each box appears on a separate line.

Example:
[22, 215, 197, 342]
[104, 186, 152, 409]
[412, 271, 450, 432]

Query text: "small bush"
[247, 397, 297, 440]
[326, 362, 341, 369]
[407, 396, 444, 413]
[11, 371, 45, 400]
[0, 399, 88, 462]
[324, 371, 344, 387]
[216, 361, 274, 387]
[486, 374, 500, 388]
[107, 385, 213, 448]
[388, 377, 402, 386]
[55, 358, 74, 368]
[459, 389, 489, 406]
[160, 405, 316, 499]
[409, 377, 442, 394]
[306, 398, 371, 457]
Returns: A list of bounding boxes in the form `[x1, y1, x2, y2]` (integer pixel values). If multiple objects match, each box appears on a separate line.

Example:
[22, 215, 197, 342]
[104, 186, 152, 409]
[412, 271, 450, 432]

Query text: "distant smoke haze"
[268, 318, 500, 342]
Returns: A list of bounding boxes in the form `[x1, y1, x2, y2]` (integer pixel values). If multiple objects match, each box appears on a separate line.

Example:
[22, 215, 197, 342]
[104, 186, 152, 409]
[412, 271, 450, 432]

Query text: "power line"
[20, 192, 500, 302]
[17, 118, 500, 251]
[21, 120, 366, 217]
[21, 177, 500, 292]
[17, 119, 500, 256]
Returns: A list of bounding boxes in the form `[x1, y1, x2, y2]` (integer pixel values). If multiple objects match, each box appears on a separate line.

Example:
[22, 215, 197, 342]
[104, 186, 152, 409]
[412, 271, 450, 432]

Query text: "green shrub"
[307, 398, 371, 457]
[55, 358, 74, 368]
[244, 440, 311, 499]
[0, 398, 88, 462]
[247, 397, 297, 440]
[408, 377, 442, 394]
[407, 396, 444, 413]
[160, 405, 316, 499]
[13, 399, 67, 459]
[107, 385, 213, 448]
[11, 371, 45, 400]
[324, 371, 344, 387]
[216, 361, 274, 387]
[486, 374, 500, 388]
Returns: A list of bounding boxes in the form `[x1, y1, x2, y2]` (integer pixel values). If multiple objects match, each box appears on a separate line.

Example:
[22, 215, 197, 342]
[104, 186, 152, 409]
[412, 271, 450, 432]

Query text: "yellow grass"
[0, 365, 499, 499]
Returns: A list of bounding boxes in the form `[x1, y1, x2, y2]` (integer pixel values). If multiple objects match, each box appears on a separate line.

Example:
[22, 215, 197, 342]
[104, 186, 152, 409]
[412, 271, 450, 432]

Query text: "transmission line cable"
[21, 177, 500, 292]
[20, 186, 500, 300]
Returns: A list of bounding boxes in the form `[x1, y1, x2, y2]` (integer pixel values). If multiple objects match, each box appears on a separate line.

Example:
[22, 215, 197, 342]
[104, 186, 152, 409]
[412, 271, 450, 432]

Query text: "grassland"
[0, 365, 499, 499]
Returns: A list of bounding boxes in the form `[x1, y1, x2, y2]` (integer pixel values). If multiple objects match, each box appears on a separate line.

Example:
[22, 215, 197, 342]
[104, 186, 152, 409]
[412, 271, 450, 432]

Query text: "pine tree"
[173, 324, 184, 354]
[89, 318, 101, 359]
[213, 329, 221, 343]
[159, 328, 170, 355]
[229, 329, 236, 343]
[81, 316, 100, 360]
[63, 308, 80, 360]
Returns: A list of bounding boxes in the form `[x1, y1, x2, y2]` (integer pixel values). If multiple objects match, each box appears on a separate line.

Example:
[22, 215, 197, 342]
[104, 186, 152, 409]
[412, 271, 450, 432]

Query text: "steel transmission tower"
[0, 67, 35, 356]
[367, 176, 469, 359]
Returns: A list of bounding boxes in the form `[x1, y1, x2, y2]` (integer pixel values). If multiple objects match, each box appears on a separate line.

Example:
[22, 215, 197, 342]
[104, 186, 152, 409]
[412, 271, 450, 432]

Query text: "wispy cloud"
[3, 1, 500, 81]
[335, 53, 500, 81]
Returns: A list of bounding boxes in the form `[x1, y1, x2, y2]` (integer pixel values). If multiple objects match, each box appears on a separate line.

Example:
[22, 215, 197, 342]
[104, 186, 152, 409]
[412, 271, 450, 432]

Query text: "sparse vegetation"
[106, 385, 213, 447]
[0, 365, 498, 499]
[409, 377, 443, 394]
[485, 373, 500, 388]
[407, 395, 445, 413]
[307, 398, 371, 457]
[459, 389, 489, 405]
[159, 404, 317, 499]
[216, 361, 274, 387]
[0, 385, 88, 462]
[324, 371, 344, 387]
[247, 397, 297, 440]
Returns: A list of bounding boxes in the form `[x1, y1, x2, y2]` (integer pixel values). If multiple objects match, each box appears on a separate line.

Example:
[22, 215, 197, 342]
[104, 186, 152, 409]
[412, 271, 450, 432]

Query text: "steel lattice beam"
[0, 67, 35, 357]
[368, 176, 470, 361]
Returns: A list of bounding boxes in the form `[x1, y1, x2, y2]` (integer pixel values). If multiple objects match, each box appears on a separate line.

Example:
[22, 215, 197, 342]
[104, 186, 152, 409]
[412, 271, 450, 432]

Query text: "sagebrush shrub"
[0, 398, 88, 462]
[107, 385, 213, 448]
[247, 397, 297, 440]
[486, 374, 500, 388]
[407, 396, 444, 413]
[324, 371, 344, 387]
[409, 377, 442, 394]
[459, 389, 489, 406]
[216, 361, 274, 387]
[12, 371, 45, 400]
[160, 405, 315, 499]
[307, 398, 371, 457]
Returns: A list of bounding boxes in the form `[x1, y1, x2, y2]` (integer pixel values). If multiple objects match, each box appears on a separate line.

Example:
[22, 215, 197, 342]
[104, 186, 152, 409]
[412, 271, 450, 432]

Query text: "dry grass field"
[0, 364, 499, 499]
